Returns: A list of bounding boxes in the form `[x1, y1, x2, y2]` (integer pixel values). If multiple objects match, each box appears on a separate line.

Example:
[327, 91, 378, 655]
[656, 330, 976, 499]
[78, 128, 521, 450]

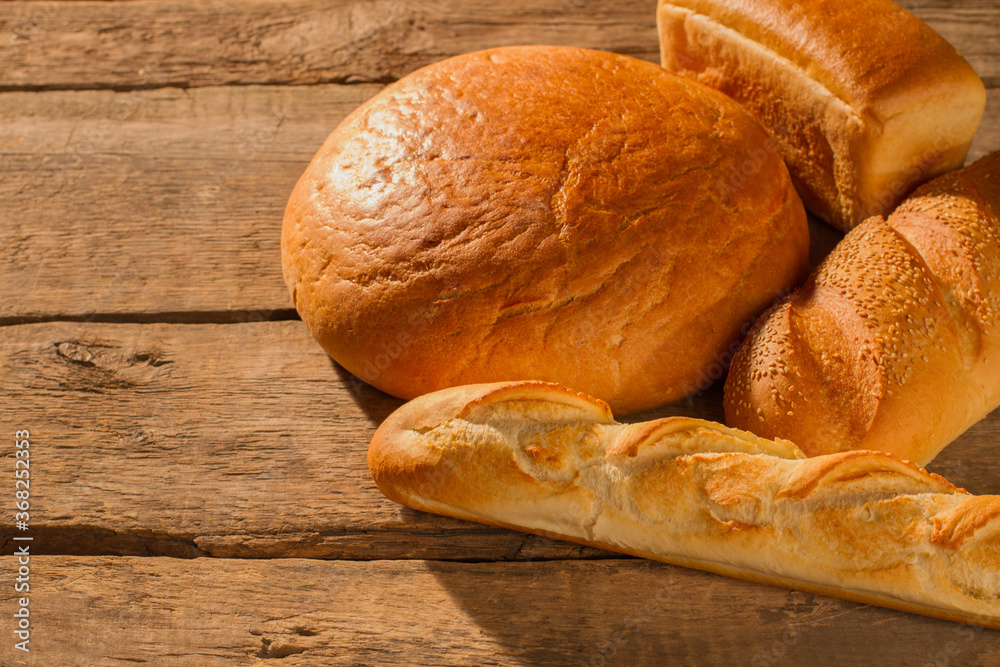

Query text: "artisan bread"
[282, 45, 809, 415]
[725, 152, 1000, 467]
[657, 0, 986, 231]
[369, 380, 1000, 629]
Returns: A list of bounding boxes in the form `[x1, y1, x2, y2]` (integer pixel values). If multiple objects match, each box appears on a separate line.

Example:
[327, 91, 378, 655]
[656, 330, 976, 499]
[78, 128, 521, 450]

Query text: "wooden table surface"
[3, 1, 1000, 665]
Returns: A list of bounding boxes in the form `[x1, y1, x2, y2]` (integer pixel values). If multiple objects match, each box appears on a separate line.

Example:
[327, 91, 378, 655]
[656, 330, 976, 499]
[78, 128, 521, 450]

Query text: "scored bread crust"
[725, 152, 1000, 467]
[282, 45, 809, 415]
[369, 380, 1000, 629]
[657, 0, 986, 231]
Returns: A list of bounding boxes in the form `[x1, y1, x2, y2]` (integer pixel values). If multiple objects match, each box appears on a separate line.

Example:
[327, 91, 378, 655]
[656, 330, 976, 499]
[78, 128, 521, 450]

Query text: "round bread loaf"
[282, 45, 809, 414]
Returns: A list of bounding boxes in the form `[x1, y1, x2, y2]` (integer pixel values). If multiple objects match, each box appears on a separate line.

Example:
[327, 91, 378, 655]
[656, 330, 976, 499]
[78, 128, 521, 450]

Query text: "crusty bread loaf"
[369, 380, 1000, 629]
[725, 152, 1000, 467]
[282, 45, 809, 415]
[657, 0, 986, 231]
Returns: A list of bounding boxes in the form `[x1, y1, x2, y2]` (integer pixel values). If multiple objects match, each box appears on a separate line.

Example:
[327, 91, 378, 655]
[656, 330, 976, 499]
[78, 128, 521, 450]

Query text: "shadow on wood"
[425, 557, 1000, 666]
[330, 355, 406, 426]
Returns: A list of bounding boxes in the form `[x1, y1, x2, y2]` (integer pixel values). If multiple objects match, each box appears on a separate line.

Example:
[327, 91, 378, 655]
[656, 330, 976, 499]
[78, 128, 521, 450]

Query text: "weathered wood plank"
[0, 84, 374, 321]
[0, 318, 725, 560]
[2, 320, 998, 559]
[3, 84, 999, 322]
[2, 556, 999, 666]
[0, 0, 661, 91]
[1, 0, 997, 91]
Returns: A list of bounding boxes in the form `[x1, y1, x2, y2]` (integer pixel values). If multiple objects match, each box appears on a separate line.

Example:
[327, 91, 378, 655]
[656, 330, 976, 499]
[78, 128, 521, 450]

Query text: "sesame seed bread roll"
[656, 0, 986, 231]
[369, 380, 1000, 630]
[725, 152, 1000, 466]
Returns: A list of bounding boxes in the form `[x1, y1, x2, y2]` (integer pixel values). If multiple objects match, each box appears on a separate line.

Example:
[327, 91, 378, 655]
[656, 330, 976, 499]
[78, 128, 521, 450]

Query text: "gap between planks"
[0, 308, 300, 328]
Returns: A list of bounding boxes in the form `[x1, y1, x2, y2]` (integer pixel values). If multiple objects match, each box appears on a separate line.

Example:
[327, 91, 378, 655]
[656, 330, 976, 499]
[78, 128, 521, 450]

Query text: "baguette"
[656, 0, 986, 231]
[725, 152, 1000, 467]
[369, 380, 1000, 630]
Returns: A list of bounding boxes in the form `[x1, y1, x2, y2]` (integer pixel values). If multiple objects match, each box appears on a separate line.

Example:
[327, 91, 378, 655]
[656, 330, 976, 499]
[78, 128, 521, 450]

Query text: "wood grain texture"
[3, 555, 1000, 666]
[2, 319, 998, 560]
[0, 0, 662, 91]
[0, 318, 607, 559]
[1, 0, 997, 91]
[0, 84, 377, 322]
[2, 84, 999, 322]
[2, 2, 999, 665]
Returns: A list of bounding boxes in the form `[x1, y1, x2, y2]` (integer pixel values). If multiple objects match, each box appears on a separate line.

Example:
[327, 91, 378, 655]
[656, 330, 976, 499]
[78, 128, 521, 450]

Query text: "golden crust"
[725, 152, 1000, 467]
[776, 451, 960, 501]
[368, 380, 1000, 630]
[283, 45, 809, 415]
[457, 381, 614, 423]
[657, 0, 986, 230]
[659, 0, 978, 116]
[933, 497, 1000, 551]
